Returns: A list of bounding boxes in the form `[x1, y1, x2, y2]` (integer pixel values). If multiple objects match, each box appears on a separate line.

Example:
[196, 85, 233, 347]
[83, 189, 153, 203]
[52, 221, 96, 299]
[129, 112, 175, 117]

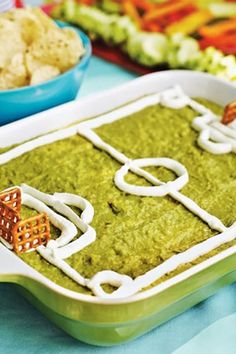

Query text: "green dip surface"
[0, 98, 235, 295]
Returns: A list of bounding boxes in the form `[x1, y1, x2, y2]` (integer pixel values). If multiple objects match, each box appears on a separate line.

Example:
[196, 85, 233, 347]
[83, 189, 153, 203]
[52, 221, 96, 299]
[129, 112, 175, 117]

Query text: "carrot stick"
[122, 0, 142, 28]
[199, 18, 236, 38]
[129, 0, 155, 11]
[143, 0, 194, 22]
[144, 22, 161, 32]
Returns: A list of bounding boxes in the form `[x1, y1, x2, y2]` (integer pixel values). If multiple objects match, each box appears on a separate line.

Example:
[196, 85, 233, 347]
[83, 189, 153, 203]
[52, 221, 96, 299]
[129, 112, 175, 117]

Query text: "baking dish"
[0, 70, 236, 346]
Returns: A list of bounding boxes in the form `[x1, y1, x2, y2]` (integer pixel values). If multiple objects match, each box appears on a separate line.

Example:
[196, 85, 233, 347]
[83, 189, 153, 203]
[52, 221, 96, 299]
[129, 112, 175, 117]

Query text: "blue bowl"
[0, 22, 91, 125]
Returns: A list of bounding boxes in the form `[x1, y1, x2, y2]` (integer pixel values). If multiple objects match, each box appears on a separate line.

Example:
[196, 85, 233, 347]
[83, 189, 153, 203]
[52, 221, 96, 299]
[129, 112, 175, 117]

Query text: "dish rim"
[0, 69, 236, 305]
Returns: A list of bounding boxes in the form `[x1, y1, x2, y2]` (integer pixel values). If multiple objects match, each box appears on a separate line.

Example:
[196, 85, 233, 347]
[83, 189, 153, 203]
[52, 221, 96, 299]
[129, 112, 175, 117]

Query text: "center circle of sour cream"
[114, 157, 189, 197]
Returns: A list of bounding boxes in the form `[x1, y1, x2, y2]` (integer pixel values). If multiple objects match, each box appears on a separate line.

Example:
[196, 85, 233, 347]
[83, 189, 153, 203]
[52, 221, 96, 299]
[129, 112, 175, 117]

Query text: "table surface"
[0, 55, 236, 354]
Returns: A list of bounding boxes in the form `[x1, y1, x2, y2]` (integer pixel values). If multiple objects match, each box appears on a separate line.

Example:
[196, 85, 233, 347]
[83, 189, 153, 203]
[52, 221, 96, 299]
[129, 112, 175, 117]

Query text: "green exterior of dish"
[1, 252, 236, 346]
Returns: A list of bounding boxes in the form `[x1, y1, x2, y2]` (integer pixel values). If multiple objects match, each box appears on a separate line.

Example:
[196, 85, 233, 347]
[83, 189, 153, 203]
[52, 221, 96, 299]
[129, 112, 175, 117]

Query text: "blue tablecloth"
[0, 56, 236, 354]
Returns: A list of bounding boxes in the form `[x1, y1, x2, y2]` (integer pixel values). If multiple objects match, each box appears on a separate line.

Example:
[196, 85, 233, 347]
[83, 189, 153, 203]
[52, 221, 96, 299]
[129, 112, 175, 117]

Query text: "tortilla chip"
[1, 8, 42, 45]
[30, 65, 60, 85]
[0, 18, 26, 69]
[30, 27, 84, 72]
[29, 7, 57, 31]
[0, 53, 28, 90]
[25, 52, 42, 76]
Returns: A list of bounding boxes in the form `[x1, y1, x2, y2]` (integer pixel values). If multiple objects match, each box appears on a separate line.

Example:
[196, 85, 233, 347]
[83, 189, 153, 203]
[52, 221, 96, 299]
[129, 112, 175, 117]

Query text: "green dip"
[0, 99, 235, 295]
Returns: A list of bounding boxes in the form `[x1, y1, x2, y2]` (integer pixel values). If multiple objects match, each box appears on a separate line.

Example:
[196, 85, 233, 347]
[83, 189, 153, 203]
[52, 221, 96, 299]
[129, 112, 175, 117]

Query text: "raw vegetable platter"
[42, 0, 236, 78]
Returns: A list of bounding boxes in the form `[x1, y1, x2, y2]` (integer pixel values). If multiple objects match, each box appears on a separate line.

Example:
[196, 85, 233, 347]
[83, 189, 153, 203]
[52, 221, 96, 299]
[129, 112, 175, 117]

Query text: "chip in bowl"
[30, 25, 84, 72]
[30, 64, 60, 85]
[0, 53, 27, 90]
[0, 18, 26, 69]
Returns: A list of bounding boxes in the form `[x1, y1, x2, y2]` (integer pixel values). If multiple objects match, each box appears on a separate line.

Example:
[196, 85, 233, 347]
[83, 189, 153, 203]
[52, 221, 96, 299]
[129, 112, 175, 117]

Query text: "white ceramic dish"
[0, 70, 236, 345]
